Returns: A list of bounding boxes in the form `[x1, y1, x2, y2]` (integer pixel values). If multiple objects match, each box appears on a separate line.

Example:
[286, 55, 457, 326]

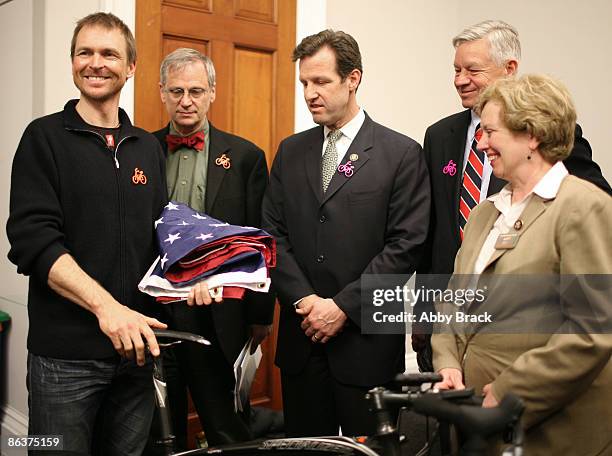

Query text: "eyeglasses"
[165, 87, 210, 101]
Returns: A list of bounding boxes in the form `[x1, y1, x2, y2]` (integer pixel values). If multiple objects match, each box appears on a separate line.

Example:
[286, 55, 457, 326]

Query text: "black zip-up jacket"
[7, 100, 167, 359]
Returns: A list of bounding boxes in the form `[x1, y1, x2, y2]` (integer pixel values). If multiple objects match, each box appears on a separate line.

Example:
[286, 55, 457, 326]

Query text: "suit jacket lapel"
[461, 204, 500, 273]
[447, 110, 472, 232]
[157, 125, 171, 156]
[482, 195, 550, 271]
[304, 126, 325, 203]
[205, 124, 230, 213]
[321, 114, 373, 205]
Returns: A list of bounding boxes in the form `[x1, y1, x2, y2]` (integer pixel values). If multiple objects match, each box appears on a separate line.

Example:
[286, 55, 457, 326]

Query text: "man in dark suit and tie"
[413, 20, 611, 370]
[262, 30, 430, 437]
[152, 48, 274, 448]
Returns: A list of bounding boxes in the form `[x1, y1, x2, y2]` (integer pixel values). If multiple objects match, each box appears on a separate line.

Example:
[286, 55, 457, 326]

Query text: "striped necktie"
[322, 129, 342, 192]
[459, 125, 484, 240]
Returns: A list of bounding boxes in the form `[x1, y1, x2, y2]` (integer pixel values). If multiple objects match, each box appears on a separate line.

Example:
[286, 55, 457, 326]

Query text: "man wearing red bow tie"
[152, 48, 274, 449]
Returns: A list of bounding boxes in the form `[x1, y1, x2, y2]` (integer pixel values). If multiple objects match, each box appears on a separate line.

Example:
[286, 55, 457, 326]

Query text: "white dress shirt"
[322, 108, 366, 166]
[473, 162, 569, 274]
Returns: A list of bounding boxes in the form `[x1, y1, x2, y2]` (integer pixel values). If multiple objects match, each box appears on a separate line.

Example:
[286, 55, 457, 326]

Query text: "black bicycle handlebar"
[393, 372, 443, 387]
[153, 329, 211, 345]
[412, 392, 523, 439]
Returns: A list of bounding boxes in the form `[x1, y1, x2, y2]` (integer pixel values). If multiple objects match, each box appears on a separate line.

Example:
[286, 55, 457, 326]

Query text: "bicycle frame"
[150, 331, 524, 456]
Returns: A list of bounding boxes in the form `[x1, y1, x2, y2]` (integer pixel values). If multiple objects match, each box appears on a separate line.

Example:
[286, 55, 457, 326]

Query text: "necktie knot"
[328, 129, 342, 143]
[474, 125, 482, 143]
[166, 131, 205, 152]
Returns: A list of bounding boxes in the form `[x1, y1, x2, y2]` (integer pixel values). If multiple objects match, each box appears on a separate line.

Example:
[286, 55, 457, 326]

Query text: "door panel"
[234, 0, 276, 23]
[233, 47, 274, 163]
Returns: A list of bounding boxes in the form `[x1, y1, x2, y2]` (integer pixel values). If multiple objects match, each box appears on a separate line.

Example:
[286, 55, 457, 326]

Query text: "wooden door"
[135, 0, 295, 167]
[135, 0, 295, 447]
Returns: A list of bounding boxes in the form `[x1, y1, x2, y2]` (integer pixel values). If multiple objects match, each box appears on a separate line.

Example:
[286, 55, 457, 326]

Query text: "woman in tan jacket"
[432, 74, 611, 455]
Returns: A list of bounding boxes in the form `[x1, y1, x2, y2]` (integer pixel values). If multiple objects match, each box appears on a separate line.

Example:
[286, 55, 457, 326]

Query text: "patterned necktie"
[459, 125, 484, 240]
[322, 129, 342, 192]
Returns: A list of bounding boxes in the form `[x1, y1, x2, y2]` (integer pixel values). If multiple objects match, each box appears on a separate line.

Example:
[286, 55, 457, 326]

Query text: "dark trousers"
[27, 353, 154, 456]
[281, 348, 377, 437]
[159, 303, 251, 449]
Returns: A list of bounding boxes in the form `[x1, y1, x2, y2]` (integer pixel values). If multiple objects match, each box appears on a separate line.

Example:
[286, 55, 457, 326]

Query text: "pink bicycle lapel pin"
[442, 160, 457, 176]
[338, 161, 354, 177]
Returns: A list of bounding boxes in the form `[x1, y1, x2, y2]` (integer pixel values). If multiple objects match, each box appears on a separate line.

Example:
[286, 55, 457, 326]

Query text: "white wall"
[324, 0, 612, 180]
[1, 0, 36, 441]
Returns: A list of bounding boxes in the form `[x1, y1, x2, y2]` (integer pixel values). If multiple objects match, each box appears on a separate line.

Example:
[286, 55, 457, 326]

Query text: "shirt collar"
[488, 161, 569, 205]
[488, 184, 513, 209]
[470, 110, 480, 128]
[532, 161, 569, 199]
[63, 99, 137, 136]
[323, 108, 365, 140]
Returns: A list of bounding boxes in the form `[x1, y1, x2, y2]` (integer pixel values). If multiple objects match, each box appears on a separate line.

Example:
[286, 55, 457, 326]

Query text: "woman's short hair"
[476, 74, 576, 163]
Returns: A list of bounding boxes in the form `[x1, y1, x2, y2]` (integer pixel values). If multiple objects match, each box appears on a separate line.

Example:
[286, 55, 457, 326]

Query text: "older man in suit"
[413, 20, 611, 370]
[152, 48, 274, 448]
[262, 29, 430, 437]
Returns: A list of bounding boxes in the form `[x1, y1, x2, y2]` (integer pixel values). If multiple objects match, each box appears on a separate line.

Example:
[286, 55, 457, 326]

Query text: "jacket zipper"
[66, 127, 135, 304]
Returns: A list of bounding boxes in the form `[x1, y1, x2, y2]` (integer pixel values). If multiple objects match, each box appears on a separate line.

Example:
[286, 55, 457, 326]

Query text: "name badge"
[495, 233, 520, 250]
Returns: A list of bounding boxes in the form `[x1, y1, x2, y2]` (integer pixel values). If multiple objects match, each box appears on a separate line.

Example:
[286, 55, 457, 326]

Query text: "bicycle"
[150, 330, 524, 456]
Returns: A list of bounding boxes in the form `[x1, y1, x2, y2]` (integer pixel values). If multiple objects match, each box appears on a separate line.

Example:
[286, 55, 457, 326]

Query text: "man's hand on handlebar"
[97, 301, 167, 365]
[435, 367, 465, 390]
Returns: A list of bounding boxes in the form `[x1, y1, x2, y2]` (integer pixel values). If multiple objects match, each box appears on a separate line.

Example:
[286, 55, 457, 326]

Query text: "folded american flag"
[138, 201, 275, 301]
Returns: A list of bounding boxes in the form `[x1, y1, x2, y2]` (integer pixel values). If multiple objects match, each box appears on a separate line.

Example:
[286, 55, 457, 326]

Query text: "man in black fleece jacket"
[6, 13, 167, 456]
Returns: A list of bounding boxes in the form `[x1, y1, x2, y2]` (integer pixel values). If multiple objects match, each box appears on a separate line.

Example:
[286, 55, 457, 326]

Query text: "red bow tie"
[166, 131, 205, 152]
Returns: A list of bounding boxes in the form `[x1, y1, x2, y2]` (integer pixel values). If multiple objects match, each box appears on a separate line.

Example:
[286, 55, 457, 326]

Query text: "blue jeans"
[27, 353, 154, 455]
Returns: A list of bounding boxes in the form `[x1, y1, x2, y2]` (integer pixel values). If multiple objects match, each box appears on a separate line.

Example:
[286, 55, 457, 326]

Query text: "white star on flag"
[192, 213, 207, 220]
[164, 233, 181, 244]
[160, 253, 169, 269]
[154, 217, 164, 228]
[196, 233, 214, 241]
[165, 202, 179, 211]
[209, 223, 230, 227]
[179, 220, 190, 226]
